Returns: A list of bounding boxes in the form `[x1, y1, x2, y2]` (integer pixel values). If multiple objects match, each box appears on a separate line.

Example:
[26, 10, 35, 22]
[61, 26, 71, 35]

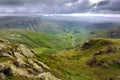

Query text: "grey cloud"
[97, 0, 110, 6]
[0, 0, 119, 14]
[92, 0, 120, 13]
[0, 0, 24, 6]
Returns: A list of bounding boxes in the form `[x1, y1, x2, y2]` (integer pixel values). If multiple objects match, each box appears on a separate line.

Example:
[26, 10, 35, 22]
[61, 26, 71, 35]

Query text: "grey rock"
[0, 39, 60, 80]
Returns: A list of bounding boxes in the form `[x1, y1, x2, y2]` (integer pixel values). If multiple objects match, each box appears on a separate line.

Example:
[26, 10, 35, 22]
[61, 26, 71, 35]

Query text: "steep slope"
[0, 39, 60, 80]
[0, 29, 67, 52]
[35, 38, 120, 80]
[0, 29, 91, 52]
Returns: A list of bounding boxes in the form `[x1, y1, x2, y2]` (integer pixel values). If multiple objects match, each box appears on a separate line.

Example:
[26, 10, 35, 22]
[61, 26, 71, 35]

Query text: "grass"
[0, 29, 120, 80]
[36, 51, 99, 80]
[0, 28, 91, 52]
[32, 47, 57, 54]
[34, 38, 120, 80]
[6, 76, 42, 80]
[0, 29, 68, 51]
[55, 27, 90, 48]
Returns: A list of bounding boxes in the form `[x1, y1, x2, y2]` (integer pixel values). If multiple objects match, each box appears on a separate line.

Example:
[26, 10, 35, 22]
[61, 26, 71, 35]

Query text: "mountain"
[0, 16, 120, 80]
[0, 16, 120, 46]
[0, 16, 119, 34]
[0, 16, 91, 48]
[0, 16, 63, 34]
[0, 39, 60, 80]
[35, 38, 120, 80]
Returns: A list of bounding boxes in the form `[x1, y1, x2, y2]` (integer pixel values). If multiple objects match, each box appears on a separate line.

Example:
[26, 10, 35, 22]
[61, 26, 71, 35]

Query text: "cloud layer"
[0, 0, 120, 14]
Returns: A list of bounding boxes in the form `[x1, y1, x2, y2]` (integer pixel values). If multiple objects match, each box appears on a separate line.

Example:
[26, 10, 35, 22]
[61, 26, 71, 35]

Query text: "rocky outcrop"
[87, 45, 120, 69]
[109, 26, 120, 38]
[94, 46, 119, 56]
[0, 39, 60, 80]
[81, 39, 112, 50]
[87, 57, 110, 68]
[81, 39, 99, 50]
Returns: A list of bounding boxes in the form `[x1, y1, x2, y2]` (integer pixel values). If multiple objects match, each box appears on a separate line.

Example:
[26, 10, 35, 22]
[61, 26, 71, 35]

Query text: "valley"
[0, 16, 120, 80]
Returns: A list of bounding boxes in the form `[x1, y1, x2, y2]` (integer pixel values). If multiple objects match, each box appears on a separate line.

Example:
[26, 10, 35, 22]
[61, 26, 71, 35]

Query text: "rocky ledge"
[0, 39, 60, 80]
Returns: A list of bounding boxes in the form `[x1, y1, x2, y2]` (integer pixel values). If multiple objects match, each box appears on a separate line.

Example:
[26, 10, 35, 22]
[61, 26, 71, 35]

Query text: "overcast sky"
[0, 0, 120, 14]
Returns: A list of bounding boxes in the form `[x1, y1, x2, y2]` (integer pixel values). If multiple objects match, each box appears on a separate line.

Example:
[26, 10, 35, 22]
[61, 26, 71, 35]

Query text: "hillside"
[0, 29, 68, 52]
[0, 28, 93, 51]
[35, 38, 120, 80]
